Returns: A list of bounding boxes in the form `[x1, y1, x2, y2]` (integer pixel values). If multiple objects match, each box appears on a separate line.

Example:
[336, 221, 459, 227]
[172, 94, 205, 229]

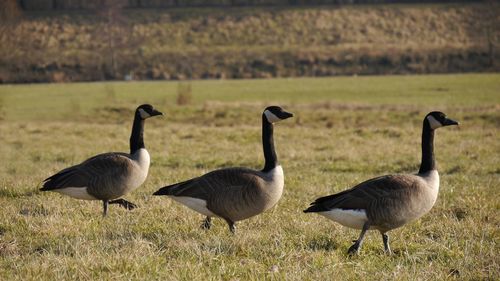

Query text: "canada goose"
[153, 106, 293, 233]
[304, 111, 459, 254]
[40, 104, 163, 216]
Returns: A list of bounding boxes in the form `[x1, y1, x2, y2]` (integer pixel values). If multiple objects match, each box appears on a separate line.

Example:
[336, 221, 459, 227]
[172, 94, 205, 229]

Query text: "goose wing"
[304, 174, 417, 212]
[41, 152, 133, 191]
[153, 167, 261, 200]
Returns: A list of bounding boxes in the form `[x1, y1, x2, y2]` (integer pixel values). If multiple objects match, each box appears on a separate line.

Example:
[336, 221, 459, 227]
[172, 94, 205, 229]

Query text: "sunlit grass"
[0, 74, 499, 280]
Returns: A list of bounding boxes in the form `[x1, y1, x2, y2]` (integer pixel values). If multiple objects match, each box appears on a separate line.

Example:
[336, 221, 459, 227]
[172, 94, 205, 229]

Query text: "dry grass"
[1, 3, 498, 82]
[176, 82, 193, 106]
[0, 74, 499, 280]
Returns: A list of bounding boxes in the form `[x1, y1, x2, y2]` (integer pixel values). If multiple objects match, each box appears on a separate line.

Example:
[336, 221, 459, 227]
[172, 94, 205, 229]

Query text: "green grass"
[0, 74, 499, 280]
[1, 74, 498, 121]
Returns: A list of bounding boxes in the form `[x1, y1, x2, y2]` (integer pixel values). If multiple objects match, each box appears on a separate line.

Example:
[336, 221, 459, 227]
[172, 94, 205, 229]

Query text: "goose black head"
[136, 104, 163, 120]
[263, 106, 294, 123]
[425, 111, 459, 130]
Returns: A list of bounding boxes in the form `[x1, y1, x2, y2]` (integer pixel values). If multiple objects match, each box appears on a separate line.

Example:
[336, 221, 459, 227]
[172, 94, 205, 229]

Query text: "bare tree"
[0, 0, 23, 82]
[94, 0, 146, 80]
[97, 0, 125, 78]
[0, 0, 22, 41]
[483, 0, 499, 67]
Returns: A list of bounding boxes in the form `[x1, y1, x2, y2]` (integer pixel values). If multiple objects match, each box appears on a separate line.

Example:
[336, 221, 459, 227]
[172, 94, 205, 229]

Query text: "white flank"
[138, 108, 151, 119]
[319, 208, 368, 229]
[170, 197, 216, 217]
[264, 110, 281, 123]
[427, 115, 442, 130]
[55, 187, 97, 200]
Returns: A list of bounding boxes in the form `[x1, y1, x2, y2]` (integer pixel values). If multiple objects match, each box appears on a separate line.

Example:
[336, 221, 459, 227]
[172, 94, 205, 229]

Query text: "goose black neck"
[262, 115, 278, 172]
[419, 121, 435, 174]
[130, 113, 145, 154]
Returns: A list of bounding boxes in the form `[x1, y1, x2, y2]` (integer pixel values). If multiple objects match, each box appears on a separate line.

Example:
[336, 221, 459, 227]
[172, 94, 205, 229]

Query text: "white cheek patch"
[138, 108, 151, 119]
[264, 110, 281, 123]
[427, 115, 442, 130]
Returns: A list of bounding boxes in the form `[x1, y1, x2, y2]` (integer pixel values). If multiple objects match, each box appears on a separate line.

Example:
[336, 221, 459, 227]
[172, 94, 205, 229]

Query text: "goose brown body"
[40, 104, 162, 216]
[42, 150, 150, 201]
[304, 111, 458, 254]
[307, 170, 439, 233]
[157, 166, 284, 222]
[154, 106, 293, 233]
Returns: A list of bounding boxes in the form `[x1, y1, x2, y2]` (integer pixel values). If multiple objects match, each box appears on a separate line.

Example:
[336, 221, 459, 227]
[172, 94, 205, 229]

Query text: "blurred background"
[0, 0, 498, 83]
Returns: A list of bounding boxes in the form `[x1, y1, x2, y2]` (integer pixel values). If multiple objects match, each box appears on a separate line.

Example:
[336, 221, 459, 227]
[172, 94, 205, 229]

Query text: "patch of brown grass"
[1, 4, 499, 82]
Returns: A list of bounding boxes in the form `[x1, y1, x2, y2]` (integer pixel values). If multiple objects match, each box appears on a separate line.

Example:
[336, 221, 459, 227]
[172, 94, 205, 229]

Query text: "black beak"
[443, 117, 459, 126]
[151, 109, 163, 116]
[281, 111, 294, 119]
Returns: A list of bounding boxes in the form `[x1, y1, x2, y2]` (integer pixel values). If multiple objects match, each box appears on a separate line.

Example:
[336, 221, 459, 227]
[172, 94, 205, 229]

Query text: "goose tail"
[153, 185, 174, 196]
[303, 204, 329, 213]
[40, 168, 75, 191]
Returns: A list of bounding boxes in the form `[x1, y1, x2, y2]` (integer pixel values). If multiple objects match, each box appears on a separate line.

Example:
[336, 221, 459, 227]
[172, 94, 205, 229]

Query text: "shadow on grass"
[307, 236, 339, 251]
[19, 205, 50, 217]
[0, 188, 37, 198]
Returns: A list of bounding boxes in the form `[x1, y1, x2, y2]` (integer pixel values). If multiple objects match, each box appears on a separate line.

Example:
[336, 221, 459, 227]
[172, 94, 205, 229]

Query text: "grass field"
[0, 74, 499, 280]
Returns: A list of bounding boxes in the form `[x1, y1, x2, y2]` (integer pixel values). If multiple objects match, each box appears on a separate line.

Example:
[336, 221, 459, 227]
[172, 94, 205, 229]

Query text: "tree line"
[18, 0, 479, 10]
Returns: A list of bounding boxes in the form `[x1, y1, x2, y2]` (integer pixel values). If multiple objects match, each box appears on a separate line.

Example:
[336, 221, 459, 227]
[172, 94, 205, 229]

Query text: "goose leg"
[348, 222, 370, 255]
[382, 233, 391, 255]
[109, 199, 137, 210]
[201, 217, 212, 230]
[224, 219, 236, 234]
[102, 200, 109, 217]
